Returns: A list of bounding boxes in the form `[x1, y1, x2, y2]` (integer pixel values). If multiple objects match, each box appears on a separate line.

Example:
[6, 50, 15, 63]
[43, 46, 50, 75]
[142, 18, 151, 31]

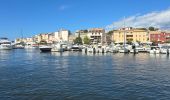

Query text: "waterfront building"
[34, 33, 55, 44]
[15, 37, 34, 44]
[48, 33, 55, 43]
[54, 29, 70, 42]
[113, 27, 149, 43]
[150, 31, 170, 43]
[75, 30, 88, 38]
[68, 35, 76, 43]
[32, 35, 39, 43]
[87, 28, 106, 45]
[15, 38, 23, 44]
[36, 33, 49, 43]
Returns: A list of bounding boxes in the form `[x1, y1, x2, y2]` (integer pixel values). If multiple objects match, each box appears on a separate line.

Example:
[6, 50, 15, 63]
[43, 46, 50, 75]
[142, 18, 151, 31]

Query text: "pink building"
[150, 32, 170, 43]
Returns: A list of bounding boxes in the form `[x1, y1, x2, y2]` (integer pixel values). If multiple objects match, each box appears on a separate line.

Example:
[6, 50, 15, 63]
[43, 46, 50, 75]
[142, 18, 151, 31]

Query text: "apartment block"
[88, 28, 106, 45]
[113, 27, 149, 43]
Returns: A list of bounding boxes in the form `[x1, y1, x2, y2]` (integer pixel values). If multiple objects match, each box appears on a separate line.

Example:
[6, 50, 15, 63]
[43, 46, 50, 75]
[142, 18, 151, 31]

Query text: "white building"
[54, 29, 70, 42]
[88, 28, 106, 45]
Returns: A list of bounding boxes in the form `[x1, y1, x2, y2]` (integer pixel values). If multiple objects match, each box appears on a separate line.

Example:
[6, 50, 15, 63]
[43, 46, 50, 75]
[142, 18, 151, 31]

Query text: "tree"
[74, 37, 82, 45]
[107, 30, 113, 36]
[127, 39, 133, 44]
[106, 35, 111, 45]
[84, 30, 88, 33]
[83, 36, 90, 45]
[137, 28, 147, 30]
[165, 40, 170, 43]
[148, 27, 155, 31]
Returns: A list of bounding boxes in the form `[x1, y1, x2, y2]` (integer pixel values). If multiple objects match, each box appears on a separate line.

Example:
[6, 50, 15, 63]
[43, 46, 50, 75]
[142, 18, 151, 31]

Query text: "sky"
[0, 0, 170, 40]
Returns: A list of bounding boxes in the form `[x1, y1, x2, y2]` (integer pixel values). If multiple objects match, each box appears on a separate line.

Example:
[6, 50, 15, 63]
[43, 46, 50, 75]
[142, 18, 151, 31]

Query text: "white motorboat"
[136, 47, 148, 53]
[24, 42, 38, 49]
[130, 49, 139, 53]
[149, 49, 160, 54]
[51, 43, 64, 52]
[0, 38, 12, 50]
[119, 48, 129, 53]
[13, 43, 25, 49]
[160, 48, 167, 54]
[149, 46, 160, 54]
[71, 45, 81, 51]
[118, 45, 129, 53]
[39, 45, 52, 52]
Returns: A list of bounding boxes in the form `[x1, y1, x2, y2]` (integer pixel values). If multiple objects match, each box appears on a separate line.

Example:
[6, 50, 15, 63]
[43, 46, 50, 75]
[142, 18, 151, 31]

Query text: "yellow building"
[36, 33, 54, 43]
[15, 37, 34, 44]
[113, 28, 149, 43]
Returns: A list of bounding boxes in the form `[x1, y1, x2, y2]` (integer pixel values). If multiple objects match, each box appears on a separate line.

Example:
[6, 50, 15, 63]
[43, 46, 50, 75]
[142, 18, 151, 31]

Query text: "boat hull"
[0, 45, 12, 50]
[39, 46, 52, 52]
[119, 49, 129, 53]
[40, 48, 52, 52]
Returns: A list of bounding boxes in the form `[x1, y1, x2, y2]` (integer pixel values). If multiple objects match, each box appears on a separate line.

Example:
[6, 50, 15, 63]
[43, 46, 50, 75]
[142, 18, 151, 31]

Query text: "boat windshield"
[0, 42, 11, 44]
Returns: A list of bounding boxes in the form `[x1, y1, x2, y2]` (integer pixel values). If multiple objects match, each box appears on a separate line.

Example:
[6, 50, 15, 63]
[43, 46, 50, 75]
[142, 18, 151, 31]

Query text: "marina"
[2, 39, 170, 55]
[1, 0, 170, 99]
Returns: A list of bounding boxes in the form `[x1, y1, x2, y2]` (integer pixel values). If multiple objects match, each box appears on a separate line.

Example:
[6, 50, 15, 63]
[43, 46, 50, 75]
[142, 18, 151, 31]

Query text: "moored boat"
[71, 45, 82, 51]
[51, 43, 64, 52]
[0, 38, 12, 50]
[39, 45, 52, 52]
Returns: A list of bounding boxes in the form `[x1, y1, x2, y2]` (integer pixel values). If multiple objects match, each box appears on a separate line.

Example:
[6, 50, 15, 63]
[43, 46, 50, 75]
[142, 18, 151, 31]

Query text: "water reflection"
[0, 50, 170, 99]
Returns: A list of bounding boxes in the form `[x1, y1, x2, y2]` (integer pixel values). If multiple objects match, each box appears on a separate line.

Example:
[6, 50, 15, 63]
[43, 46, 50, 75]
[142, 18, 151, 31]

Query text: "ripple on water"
[0, 50, 170, 100]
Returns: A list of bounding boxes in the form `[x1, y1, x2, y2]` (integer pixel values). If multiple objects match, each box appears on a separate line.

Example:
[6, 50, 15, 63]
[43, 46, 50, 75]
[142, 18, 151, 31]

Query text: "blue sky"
[0, 0, 170, 40]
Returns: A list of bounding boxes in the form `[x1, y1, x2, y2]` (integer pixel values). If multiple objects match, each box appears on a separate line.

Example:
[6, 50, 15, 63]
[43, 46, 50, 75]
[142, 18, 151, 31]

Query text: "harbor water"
[0, 49, 170, 100]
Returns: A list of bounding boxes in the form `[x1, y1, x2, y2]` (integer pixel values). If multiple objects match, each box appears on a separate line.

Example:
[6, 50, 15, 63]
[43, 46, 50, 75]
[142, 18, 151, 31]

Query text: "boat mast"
[123, 17, 126, 49]
[21, 29, 24, 44]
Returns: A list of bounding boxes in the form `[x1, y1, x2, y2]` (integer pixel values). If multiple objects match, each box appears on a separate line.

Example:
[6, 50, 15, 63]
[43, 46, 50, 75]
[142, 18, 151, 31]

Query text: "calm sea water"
[0, 49, 170, 100]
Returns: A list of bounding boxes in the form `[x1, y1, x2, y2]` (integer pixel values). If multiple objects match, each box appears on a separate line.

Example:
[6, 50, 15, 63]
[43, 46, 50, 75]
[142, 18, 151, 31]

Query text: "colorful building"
[150, 31, 170, 43]
[113, 27, 149, 43]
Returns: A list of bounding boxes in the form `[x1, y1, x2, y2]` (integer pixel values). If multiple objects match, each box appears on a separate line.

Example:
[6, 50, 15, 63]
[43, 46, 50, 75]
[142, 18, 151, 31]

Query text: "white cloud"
[106, 8, 170, 30]
[58, 5, 69, 11]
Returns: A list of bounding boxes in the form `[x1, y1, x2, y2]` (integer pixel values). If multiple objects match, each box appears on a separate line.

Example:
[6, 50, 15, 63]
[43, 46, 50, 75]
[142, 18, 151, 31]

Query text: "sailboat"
[13, 29, 25, 49]
[119, 17, 129, 53]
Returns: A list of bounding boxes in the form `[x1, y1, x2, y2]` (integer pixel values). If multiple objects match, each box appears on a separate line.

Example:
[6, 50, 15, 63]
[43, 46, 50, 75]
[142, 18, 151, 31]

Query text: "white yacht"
[13, 43, 24, 49]
[130, 49, 139, 53]
[119, 45, 129, 53]
[39, 45, 52, 52]
[119, 48, 129, 53]
[71, 45, 81, 51]
[24, 42, 38, 49]
[51, 43, 64, 52]
[160, 46, 170, 54]
[0, 38, 12, 50]
[149, 46, 160, 54]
